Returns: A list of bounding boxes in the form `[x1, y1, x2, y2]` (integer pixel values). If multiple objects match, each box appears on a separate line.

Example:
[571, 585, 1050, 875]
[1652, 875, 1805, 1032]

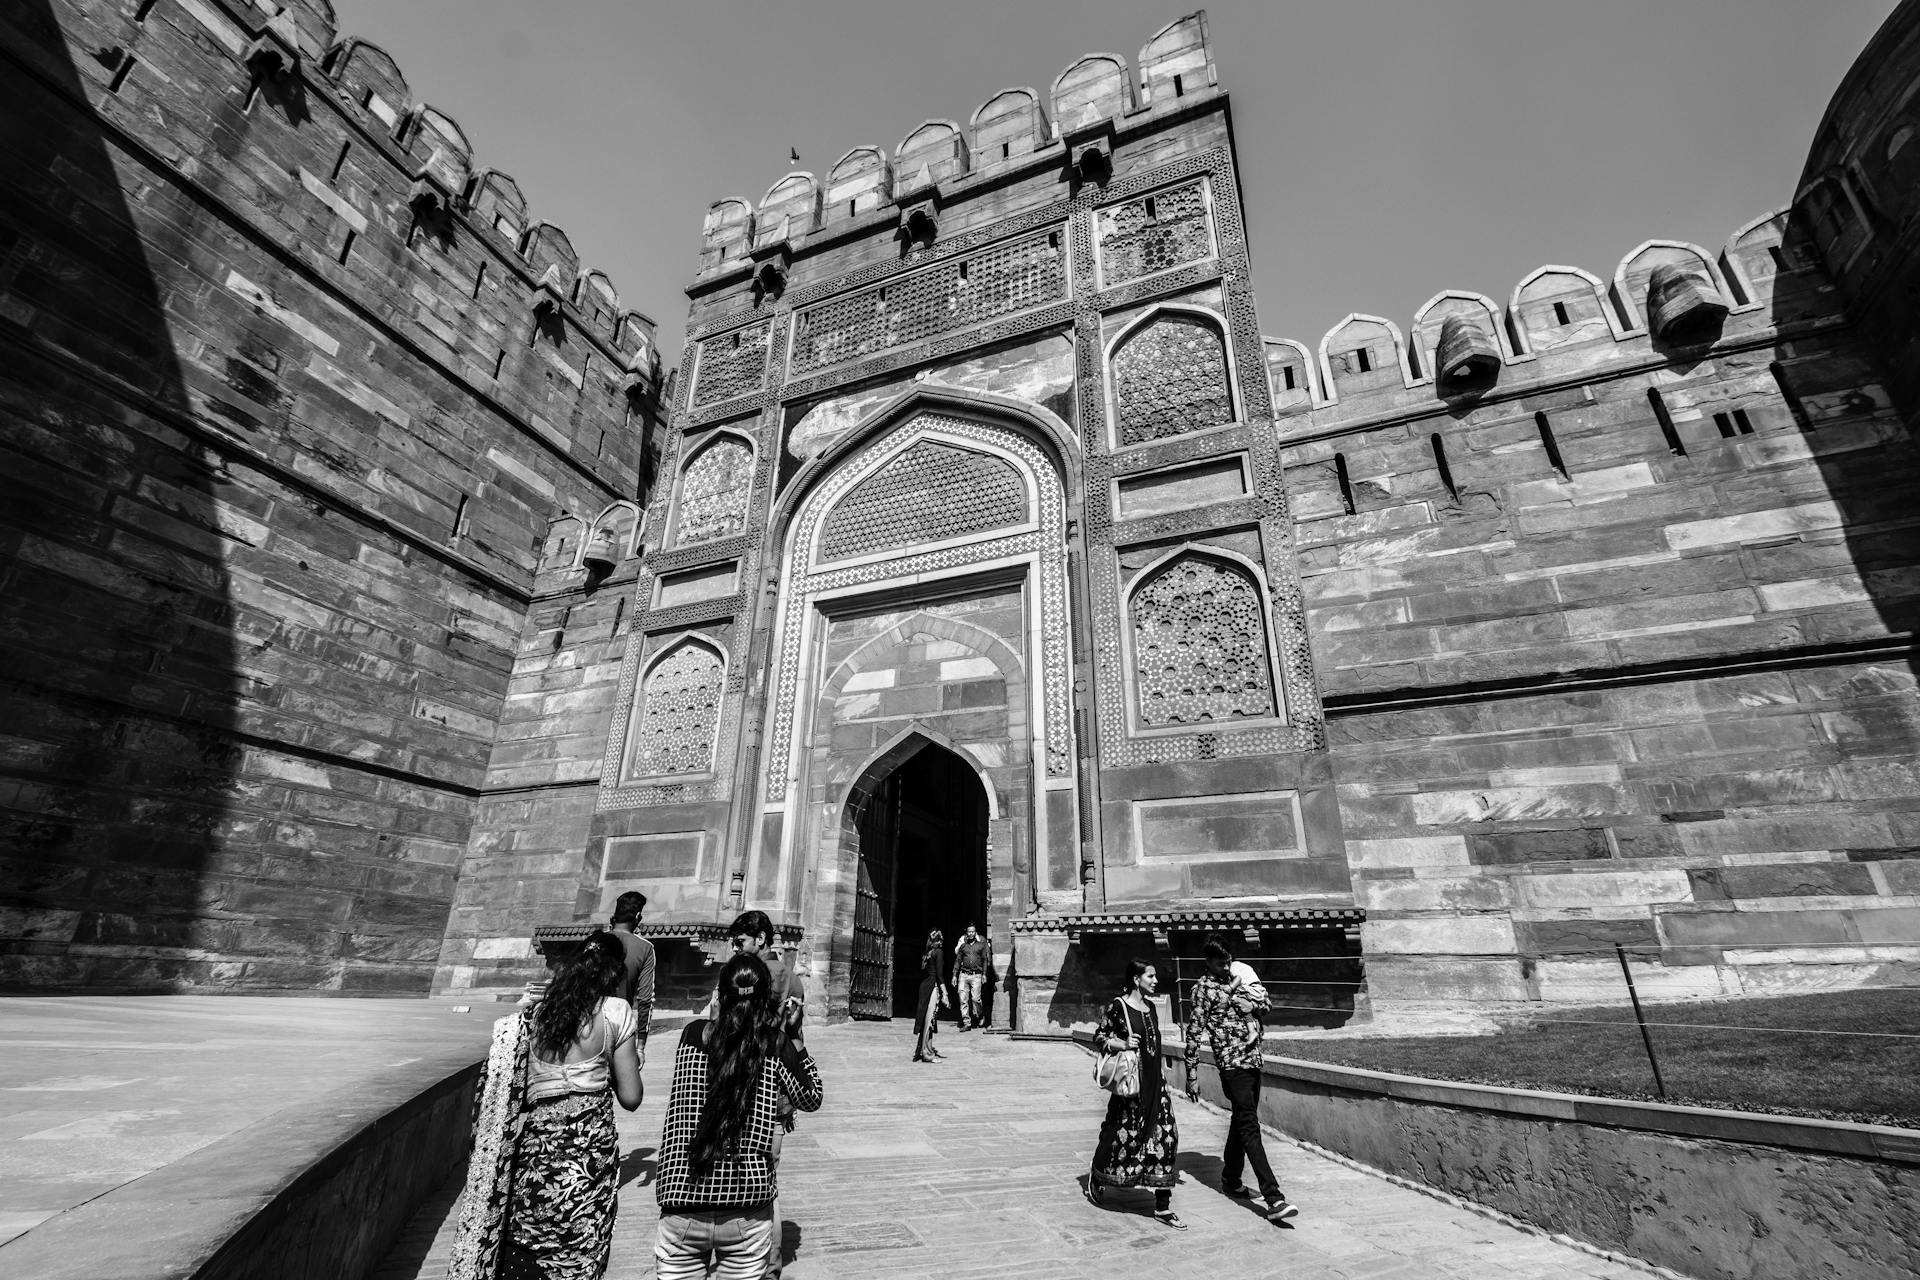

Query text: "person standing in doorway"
[609, 891, 655, 1062]
[1086, 957, 1183, 1229]
[912, 929, 946, 1062]
[1182, 936, 1298, 1222]
[654, 952, 823, 1279]
[953, 924, 990, 1030]
[701, 910, 805, 1279]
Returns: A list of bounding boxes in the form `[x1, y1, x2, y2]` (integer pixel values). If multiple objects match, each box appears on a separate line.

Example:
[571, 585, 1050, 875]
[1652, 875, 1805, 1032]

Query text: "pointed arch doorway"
[848, 740, 991, 1020]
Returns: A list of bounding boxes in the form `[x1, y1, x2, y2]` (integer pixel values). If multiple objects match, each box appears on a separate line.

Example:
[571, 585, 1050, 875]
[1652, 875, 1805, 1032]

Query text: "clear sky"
[332, 1, 1898, 365]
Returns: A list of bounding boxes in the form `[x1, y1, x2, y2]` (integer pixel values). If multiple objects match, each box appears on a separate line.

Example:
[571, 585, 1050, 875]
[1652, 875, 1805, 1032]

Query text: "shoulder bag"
[1093, 1002, 1141, 1097]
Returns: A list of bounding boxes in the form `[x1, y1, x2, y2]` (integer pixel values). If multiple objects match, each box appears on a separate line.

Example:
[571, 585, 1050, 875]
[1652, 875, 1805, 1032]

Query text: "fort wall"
[1270, 180, 1920, 1004]
[0, 0, 662, 993]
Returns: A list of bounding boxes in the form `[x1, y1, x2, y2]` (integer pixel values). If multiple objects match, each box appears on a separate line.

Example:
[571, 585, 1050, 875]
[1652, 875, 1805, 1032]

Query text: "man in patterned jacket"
[1182, 936, 1299, 1222]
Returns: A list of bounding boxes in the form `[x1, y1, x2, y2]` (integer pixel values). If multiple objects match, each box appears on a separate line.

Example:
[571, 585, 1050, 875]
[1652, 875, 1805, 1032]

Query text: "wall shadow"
[0, 1, 239, 989]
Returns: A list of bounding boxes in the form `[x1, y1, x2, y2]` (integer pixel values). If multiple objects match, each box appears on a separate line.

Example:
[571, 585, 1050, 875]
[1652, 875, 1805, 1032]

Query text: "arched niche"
[324, 39, 410, 131]
[758, 172, 820, 245]
[1105, 305, 1238, 449]
[622, 635, 727, 782]
[700, 198, 754, 270]
[895, 120, 969, 190]
[1263, 336, 1316, 412]
[670, 431, 756, 548]
[1121, 545, 1282, 735]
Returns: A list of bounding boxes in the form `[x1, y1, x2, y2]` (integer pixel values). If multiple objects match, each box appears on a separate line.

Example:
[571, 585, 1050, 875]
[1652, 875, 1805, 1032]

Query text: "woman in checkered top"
[654, 952, 823, 1280]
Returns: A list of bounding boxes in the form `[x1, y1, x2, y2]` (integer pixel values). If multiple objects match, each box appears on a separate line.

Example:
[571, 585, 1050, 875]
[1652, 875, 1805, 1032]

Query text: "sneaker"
[1221, 1183, 1253, 1200]
[1265, 1197, 1300, 1222]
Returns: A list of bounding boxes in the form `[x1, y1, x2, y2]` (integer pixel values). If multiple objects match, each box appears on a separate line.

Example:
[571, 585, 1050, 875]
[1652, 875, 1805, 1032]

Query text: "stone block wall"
[0, 0, 661, 993]
[1270, 170, 1920, 1004]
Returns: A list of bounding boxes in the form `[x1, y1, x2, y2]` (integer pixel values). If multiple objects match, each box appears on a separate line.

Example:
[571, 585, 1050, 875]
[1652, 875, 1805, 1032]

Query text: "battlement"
[694, 12, 1219, 273]
[1262, 204, 1840, 421]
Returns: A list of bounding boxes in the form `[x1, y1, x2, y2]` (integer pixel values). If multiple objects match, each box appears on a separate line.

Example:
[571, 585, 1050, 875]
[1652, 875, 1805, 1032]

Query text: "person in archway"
[655, 952, 823, 1280]
[953, 923, 990, 1030]
[449, 929, 644, 1280]
[1086, 957, 1184, 1229]
[1183, 936, 1298, 1223]
[912, 928, 947, 1062]
[609, 890, 656, 1063]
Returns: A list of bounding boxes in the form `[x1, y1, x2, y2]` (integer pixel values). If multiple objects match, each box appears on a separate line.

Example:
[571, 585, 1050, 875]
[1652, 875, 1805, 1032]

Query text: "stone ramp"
[0, 996, 499, 1279]
[379, 1022, 1659, 1279]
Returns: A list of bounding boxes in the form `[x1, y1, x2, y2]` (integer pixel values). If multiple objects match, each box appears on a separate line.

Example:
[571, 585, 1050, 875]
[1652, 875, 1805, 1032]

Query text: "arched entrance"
[848, 741, 990, 1020]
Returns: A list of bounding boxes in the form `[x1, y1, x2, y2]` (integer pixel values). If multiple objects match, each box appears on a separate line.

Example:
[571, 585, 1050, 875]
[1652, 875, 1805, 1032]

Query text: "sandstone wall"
[1272, 180, 1920, 1004]
[0, 0, 661, 993]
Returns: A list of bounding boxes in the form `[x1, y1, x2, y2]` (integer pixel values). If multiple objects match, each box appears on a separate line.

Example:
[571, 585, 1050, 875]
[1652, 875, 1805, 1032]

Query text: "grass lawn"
[1270, 988, 1920, 1128]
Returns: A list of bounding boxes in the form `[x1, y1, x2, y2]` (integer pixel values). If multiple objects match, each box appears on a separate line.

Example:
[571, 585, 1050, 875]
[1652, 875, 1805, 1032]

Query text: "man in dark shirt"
[609, 891, 655, 1063]
[953, 924, 990, 1030]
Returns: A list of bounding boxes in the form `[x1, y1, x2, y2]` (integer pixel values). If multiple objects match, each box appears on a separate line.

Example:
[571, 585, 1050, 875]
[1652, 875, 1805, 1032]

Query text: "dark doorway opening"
[849, 743, 989, 1020]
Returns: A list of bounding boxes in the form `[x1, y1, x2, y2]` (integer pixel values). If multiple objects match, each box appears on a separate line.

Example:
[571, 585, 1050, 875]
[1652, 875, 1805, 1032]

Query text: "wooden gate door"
[849, 783, 899, 1020]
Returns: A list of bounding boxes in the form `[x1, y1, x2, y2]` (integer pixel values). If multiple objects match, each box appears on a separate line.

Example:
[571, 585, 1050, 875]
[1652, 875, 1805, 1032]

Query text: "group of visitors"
[450, 896, 818, 1280]
[910, 922, 993, 1061]
[1087, 936, 1298, 1229]
[450, 898, 1295, 1278]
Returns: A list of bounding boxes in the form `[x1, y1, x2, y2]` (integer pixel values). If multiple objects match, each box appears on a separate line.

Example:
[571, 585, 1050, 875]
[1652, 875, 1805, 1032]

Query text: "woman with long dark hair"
[1086, 957, 1184, 1229]
[654, 952, 823, 1279]
[450, 929, 644, 1280]
[912, 928, 946, 1062]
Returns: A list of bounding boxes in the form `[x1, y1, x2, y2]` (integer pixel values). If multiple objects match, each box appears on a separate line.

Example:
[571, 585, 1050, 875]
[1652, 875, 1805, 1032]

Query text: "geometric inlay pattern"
[788, 229, 1067, 376]
[819, 441, 1027, 562]
[1111, 313, 1234, 447]
[1131, 555, 1276, 728]
[628, 641, 725, 776]
[692, 320, 771, 407]
[675, 436, 754, 545]
[1098, 179, 1213, 286]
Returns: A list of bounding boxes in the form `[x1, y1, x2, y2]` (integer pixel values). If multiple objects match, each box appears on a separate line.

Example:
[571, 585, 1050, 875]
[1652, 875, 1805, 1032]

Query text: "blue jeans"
[654, 1203, 775, 1279]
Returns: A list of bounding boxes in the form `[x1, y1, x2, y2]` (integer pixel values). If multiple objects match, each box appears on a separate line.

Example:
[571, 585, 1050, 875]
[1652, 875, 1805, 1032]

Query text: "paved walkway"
[380, 1022, 1655, 1280]
[0, 996, 499, 1254]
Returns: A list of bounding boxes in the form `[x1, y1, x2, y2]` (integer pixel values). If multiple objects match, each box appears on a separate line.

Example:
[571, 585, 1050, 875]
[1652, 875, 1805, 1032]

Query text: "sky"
[332, 0, 1899, 366]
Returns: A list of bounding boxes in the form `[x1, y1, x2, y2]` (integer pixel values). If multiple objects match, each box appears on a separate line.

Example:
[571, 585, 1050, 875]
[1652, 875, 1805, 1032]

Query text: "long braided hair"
[689, 952, 782, 1180]
[531, 929, 624, 1058]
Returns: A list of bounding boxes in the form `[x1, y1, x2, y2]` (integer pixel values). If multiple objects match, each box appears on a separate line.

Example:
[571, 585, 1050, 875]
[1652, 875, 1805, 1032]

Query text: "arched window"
[628, 639, 725, 777]
[1110, 312, 1233, 446]
[1129, 553, 1277, 729]
[674, 435, 754, 545]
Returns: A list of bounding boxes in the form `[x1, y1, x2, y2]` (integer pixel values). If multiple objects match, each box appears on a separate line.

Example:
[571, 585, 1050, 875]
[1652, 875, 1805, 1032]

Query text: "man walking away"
[954, 924, 990, 1030]
[1182, 936, 1298, 1223]
[610, 891, 655, 1064]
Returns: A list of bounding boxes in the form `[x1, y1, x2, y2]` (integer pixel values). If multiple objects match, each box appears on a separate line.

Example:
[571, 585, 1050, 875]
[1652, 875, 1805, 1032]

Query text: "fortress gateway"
[5, 2, 1920, 1030]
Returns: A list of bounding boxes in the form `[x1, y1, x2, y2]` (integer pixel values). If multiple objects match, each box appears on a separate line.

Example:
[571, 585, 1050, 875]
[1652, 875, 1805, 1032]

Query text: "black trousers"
[1219, 1066, 1281, 1199]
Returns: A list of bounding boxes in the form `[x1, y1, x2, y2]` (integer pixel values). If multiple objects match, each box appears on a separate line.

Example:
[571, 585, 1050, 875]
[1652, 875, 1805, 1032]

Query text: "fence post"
[1614, 943, 1666, 1100]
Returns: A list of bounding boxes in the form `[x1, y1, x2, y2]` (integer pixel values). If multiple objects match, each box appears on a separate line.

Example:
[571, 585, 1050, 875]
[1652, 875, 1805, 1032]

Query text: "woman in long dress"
[1086, 957, 1184, 1229]
[912, 929, 946, 1062]
[450, 929, 645, 1279]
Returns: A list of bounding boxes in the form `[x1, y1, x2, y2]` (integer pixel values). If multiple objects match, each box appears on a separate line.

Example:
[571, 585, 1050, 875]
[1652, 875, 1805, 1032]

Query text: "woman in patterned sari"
[1085, 957, 1184, 1229]
[450, 930, 644, 1280]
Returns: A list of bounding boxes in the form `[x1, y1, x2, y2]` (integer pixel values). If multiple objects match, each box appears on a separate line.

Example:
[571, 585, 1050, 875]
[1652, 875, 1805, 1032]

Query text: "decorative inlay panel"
[1131, 555, 1277, 728]
[787, 230, 1067, 377]
[1097, 178, 1213, 287]
[766, 413, 1073, 800]
[629, 640, 725, 777]
[691, 320, 771, 408]
[819, 441, 1027, 562]
[675, 436, 754, 545]
[1111, 313, 1233, 447]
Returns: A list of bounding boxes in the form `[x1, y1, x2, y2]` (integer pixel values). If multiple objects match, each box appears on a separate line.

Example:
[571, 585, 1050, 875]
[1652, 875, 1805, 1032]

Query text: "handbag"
[1093, 1003, 1142, 1097]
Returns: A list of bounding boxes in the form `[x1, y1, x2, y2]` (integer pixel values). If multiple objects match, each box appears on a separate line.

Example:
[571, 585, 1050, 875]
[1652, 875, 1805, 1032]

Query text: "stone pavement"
[0, 996, 499, 1255]
[380, 1021, 1657, 1280]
